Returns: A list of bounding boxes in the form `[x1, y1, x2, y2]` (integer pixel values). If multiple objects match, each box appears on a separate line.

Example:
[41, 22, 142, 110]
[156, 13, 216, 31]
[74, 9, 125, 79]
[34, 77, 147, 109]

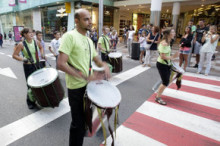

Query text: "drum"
[92, 61, 104, 72]
[85, 80, 121, 145]
[27, 68, 64, 108]
[171, 62, 185, 74]
[108, 52, 123, 73]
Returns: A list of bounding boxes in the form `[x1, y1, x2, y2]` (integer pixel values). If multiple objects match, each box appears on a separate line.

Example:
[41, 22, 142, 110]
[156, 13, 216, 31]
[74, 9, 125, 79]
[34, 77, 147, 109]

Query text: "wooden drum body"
[27, 68, 64, 108]
[108, 52, 123, 73]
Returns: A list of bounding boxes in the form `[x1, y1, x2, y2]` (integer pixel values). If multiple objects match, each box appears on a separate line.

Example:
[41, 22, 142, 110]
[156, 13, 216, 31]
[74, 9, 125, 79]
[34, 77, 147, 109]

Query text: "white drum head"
[172, 62, 185, 74]
[27, 68, 58, 88]
[108, 52, 122, 58]
[92, 61, 104, 71]
[87, 80, 121, 108]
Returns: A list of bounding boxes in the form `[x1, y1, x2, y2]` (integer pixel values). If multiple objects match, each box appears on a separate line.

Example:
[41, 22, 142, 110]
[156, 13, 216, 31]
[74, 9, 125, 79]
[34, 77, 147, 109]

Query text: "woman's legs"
[205, 52, 213, 75]
[143, 50, 150, 66]
[198, 52, 205, 73]
[179, 53, 183, 68]
[139, 50, 144, 63]
[183, 54, 189, 71]
[156, 84, 166, 98]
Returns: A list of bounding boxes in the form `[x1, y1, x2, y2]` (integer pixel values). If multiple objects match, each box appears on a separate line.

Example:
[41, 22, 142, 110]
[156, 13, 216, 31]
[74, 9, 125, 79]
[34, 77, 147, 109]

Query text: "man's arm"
[93, 56, 111, 79]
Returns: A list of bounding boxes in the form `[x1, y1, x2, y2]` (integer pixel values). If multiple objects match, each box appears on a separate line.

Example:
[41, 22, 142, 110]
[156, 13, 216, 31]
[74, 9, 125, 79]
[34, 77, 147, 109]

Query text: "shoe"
[193, 64, 198, 68]
[196, 72, 200, 74]
[147, 64, 151, 67]
[205, 74, 208, 76]
[142, 64, 146, 67]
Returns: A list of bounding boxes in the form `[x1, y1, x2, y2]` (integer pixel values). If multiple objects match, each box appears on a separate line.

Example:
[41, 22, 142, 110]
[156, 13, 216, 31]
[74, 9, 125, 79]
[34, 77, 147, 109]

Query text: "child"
[139, 30, 147, 64]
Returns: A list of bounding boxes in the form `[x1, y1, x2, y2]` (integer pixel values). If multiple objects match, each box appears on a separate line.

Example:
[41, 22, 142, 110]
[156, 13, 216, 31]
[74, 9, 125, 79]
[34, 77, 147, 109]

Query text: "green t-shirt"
[22, 40, 38, 63]
[157, 43, 171, 65]
[59, 29, 98, 89]
[98, 35, 110, 53]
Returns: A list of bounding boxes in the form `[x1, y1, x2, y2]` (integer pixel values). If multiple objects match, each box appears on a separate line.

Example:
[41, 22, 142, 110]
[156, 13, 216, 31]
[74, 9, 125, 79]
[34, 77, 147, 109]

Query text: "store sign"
[65, 2, 71, 13]
[9, 0, 16, 6]
[13, 26, 24, 42]
[56, 8, 67, 17]
[19, 0, 26, 3]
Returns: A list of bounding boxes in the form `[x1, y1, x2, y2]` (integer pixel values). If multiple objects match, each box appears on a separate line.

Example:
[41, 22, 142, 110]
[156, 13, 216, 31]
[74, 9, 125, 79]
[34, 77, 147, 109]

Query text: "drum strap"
[86, 39, 92, 76]
[102, 35, 110, 54]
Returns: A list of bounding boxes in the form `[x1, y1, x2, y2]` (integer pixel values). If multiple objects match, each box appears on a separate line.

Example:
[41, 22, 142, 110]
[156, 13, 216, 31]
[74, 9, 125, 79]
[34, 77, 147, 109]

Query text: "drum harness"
[82, 38, 119, 146]
[23, 40, 61, 107]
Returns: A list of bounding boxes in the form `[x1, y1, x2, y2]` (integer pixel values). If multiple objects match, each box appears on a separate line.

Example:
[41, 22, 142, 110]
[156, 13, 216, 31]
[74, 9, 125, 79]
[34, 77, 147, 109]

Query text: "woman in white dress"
[197, 25, 219, 76]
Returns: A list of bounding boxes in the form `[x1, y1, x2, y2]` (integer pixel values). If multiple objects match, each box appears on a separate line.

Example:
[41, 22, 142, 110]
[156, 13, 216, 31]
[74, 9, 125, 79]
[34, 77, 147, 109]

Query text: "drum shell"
[109, 56, 122, 73]
[40, 60, 46, 68]
[30, 76, 64, 107]
[131, 43, 140, 60]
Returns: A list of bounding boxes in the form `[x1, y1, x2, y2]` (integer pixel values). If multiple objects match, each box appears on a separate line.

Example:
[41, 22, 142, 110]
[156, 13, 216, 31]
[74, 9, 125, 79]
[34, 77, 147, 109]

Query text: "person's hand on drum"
[103, 62, 111, 79]
[87, 72, 104, 81]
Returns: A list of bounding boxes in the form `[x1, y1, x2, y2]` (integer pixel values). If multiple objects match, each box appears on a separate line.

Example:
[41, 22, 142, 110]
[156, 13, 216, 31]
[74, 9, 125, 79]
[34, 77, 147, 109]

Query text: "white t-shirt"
[200, 34, 219, 53]
[128, 30, 135, 40]
[50, 38, 61, 55]
[138, 36, 147, 48]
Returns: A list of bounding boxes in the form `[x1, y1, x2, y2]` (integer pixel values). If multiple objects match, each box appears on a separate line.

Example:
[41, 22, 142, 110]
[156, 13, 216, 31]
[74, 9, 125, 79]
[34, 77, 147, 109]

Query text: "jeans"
[198, 52, 213, 75]
[68, 87, 86, 146]
[144, 50, 158, 65]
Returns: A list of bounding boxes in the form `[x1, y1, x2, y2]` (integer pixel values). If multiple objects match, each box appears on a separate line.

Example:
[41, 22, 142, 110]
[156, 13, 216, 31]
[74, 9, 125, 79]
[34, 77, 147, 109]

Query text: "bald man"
[57, 9, 110, 146]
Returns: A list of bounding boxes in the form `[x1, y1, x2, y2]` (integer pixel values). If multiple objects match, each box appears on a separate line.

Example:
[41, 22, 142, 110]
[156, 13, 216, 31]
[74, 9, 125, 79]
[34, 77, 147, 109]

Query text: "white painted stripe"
[163, 88, 220, 110]
[180, 79, 220, 93]
[104, 125, 166, 146]
[0, 65, 150, 145]
[137, 101, 220, 142]
[184, 72, 220, 81]
[109, 65, 150, 86]
[0, 52, 5, 55]
[7, 55, 12, 58]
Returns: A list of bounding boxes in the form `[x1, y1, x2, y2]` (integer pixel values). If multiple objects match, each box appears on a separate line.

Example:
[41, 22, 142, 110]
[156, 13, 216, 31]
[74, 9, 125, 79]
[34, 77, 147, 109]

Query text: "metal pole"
[99, 0, 103, 37]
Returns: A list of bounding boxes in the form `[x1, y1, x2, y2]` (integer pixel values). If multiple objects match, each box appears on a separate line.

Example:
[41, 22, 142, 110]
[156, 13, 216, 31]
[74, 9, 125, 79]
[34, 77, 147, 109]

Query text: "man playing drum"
[57, 9, 110, 146]
[98, 26, 112, 62]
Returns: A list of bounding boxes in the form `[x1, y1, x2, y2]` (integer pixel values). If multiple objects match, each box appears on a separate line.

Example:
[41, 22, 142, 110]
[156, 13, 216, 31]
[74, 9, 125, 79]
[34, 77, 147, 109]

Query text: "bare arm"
[98, 43, 106, 52]
[210, 34, 219, 44]
[93, 56, 111, 79]
[155, 34, 161, 44]
[12, 43, 24, 62]
[37, 41, 44, 57]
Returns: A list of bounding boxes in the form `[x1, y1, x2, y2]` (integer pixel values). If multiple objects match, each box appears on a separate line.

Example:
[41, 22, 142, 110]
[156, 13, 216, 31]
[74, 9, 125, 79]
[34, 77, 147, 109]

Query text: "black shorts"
[156, 62, 171, 86]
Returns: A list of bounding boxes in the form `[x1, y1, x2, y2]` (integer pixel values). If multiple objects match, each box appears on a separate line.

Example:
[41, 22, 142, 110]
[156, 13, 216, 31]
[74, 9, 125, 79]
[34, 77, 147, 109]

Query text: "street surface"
[0, 40, 220, 146]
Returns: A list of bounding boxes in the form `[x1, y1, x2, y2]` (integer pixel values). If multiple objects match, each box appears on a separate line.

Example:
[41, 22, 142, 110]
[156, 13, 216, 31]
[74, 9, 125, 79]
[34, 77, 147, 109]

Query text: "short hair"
[74, 9, 88, 20]
[32, 29, 35, 33]
[102, 26, 108, 31]
[36, 31, 42, 35]
[150, 24, 153, 27]
[20, 28, 31, 37]
[54, 31, 60, 35]
[199, 19, 205, 22]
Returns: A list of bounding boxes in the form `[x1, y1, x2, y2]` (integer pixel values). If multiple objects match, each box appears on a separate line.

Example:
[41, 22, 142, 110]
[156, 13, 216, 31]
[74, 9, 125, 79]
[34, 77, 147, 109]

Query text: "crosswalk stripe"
[163, 87, 220, 110]
[0, 52, 5, 55]
[136, 101, 220, 142]
[184, 72, 220, 81]
[180, 79, 220, 93]
[148, 93, 220, 122]
[102, 125, 166, 146]
[183, 75, 220, 86]
[123, 112, 220, 146]
[169, 83, 220, 100]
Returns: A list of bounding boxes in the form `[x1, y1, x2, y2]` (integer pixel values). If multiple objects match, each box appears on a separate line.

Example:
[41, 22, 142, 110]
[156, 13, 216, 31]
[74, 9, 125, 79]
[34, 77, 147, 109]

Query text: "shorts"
[194, 41, 202, 54]
[180, 50, 190, 54]
[156, 62, 171, 87]
[140, 47, 146, 51]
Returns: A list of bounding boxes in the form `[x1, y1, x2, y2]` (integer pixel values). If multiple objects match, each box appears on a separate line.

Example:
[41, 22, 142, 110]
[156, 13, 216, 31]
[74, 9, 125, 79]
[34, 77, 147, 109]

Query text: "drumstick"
[45, 59, 52, 67]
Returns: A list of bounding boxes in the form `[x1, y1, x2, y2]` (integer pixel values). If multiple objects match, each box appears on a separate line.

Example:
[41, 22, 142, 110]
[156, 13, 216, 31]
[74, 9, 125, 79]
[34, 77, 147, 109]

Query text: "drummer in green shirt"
[98, 26, 112, 62]
[57, 9, 110, 146]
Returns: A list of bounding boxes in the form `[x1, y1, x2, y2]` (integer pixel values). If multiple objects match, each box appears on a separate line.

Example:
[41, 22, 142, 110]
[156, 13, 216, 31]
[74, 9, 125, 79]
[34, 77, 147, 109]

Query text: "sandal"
[155, 97, 167, 105]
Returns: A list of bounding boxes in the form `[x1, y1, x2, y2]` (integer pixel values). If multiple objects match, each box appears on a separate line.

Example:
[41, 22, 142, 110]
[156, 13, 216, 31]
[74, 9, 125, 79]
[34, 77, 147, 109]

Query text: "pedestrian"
[110, 29, 118, 51]
[138, 30, 147, 64]
[143, 26, 160, 67]
[90, 27, 98, 49]
[123, 26, 128, 46]
[4, 32, 7, 40]
[98, 26, 111, 62]
[155, 28, 179, 105]
[179, 26, 193, 71]
[57, 8, 110, 146]
[48, 31, 61, 66]
[0, 32, 3, 48]
[12, 28, 45, 109]
[36, 31, 46, 60]
[197, 25, 219, 76]
[127, 25, 135, 57]
[188, 20, 196, 36]
[193, 19, 209, 68]
[138, 24, 146, 39]
[8, 31, 12, 42]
